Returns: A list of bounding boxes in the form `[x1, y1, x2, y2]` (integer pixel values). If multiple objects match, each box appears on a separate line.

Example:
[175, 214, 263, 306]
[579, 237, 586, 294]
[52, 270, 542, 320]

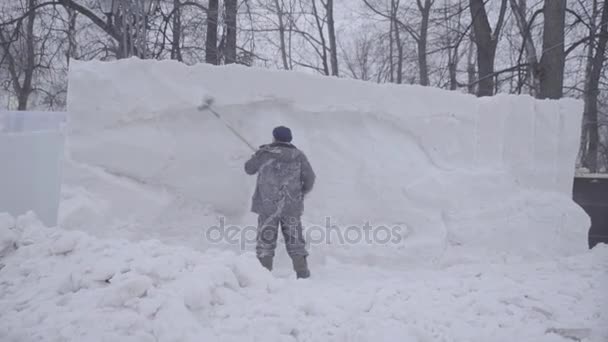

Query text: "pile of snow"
[66, 59, 589, 262]
[0, 213, 17, 258]
[1, 213, 607, 342]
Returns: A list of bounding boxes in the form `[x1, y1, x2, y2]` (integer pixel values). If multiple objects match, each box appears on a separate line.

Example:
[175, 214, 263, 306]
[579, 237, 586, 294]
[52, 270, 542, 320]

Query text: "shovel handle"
[198, 103, 257, 152]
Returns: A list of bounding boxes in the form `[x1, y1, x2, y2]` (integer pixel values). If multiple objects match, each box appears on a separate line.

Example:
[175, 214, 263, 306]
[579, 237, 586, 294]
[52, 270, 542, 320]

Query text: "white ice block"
[0, 111, 66, 226]
[66, 59, 588, 260]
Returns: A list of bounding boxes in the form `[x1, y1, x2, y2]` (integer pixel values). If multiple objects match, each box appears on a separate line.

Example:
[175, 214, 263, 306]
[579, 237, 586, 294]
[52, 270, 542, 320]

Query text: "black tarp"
[573, 176, 608, 248]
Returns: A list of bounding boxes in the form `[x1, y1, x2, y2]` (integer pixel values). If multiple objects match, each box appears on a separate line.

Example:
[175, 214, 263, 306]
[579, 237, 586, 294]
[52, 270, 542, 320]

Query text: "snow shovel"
[198, 96, 257, 152]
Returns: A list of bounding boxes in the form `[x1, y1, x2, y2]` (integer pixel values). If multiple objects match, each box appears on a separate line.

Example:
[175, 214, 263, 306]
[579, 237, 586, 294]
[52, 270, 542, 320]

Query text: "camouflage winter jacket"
[244, 142, 315, 217]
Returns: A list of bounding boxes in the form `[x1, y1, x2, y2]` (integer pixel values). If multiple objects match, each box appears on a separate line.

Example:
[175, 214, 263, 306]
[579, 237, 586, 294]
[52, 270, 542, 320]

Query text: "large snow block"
[0, 111, 66, 227]
[67, 59, 588, 260]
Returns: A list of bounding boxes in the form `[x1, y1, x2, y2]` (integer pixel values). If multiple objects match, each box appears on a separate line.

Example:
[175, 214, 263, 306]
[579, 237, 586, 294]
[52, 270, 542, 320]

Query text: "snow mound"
[67, 59, 588, 262]
[0, 214, 270, 341]
[0, 213, 17, 258]
[1, 215, 607, 342]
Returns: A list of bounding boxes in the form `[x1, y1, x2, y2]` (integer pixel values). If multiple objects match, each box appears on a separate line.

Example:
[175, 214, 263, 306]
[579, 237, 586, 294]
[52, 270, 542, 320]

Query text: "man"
[244, 126, 315, 279]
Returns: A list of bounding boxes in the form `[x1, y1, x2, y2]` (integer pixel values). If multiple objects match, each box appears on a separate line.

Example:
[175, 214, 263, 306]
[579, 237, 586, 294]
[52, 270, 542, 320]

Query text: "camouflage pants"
[256, 214, 308, 258]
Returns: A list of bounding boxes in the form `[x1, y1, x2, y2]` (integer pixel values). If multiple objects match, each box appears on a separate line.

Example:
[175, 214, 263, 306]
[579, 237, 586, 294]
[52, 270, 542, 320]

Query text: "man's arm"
[244, 145, 269, 175]
[300, 152, 316, 195]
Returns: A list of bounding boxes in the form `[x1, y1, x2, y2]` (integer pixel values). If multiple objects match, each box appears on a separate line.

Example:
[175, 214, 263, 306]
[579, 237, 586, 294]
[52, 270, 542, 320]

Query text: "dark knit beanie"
[272, 126, 292, 143]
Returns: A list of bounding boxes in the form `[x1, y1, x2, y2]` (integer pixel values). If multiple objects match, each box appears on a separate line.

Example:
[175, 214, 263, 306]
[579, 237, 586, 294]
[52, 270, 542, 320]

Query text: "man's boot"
[292, 256, 310, 279]
[258, 256, 273, 271]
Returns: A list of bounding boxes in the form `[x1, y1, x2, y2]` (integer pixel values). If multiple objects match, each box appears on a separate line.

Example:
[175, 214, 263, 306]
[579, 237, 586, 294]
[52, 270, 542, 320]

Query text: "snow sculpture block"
[0, 111, 66, 226]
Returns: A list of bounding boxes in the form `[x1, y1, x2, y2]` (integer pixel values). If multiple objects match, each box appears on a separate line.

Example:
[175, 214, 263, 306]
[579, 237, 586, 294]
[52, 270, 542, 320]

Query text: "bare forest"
[1, 0, 607, 172]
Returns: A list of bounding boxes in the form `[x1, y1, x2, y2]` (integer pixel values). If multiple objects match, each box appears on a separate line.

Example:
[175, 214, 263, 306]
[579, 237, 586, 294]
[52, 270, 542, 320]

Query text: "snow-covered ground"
[1, 59, 606, 341]
[1, 213, 607, 342]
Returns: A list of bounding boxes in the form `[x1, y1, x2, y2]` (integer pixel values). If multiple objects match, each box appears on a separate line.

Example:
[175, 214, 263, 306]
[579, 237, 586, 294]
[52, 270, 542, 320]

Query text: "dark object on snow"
[292, 256, 310, 279]
[573, 174, 608, 249]
[245, 140, 315, 278]
[272, 126, 293, 143]
[258, 256, 273, 271]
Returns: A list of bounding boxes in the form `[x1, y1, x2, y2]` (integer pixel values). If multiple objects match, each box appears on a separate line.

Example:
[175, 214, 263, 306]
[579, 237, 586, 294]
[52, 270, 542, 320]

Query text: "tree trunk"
[582, 0, 608, 172]
[469, 0, 507, 97]
[538, 0, 566, 99]
[120, 6, 130, 58]
[509, 0, 539, 95]
[447, 0, 462, 91]
[448, 47, 459, 90]
[126, 2, 137, 58]
[171, 0, 183, 61]
[133, 1, 148, 59]
[579, 0, 598, 166]
[396, 25, 403, 84]
[326, 0, 338, 76]
[388, 0, 395, 83]
[393, 0, 403, 83]
[67, 7, 77, 65]
[417, 0, 432, 86]
[224, 0, 237, 64]
[388, 10, 395, 83]
[206, 0, 219, 64]
[17, 0, 37, 110]
[311, 0, 329, 75]
[469, 0, 495, 96]
[274, 0, 289, 69]
[0, 31, 21, 109]
[467, 36, 477, 94]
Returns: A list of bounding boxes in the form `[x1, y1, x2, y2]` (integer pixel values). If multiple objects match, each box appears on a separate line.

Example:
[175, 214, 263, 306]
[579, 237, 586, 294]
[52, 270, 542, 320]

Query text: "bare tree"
[466, 35, 476, 94]
[509, 0, 540, 95]
[363, 0, 434, 85]
[0, 0, 605, 151]
[171, 0, 183, 61]
[309, 0, 330, 75]
[272, 0, 290, 69]
[325, 0, 338, 75]
[416, 0, 434, 86]
[538, 0, 566, 99]
[64, 5, 78, 65]
[224, 0, 237, 63]
[0, 0, 37, 110]
[92, 0, 159, 59]
[362, 0, 402, 83]
[340, 31, 381, 81]
[206, 0, 219, 64]
[469, 0, 508, 97]
[581, 0, 608, 172]
[432, 0, 469, 90]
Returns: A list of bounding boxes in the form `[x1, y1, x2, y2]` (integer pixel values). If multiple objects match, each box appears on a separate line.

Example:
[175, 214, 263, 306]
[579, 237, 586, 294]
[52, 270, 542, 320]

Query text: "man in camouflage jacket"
[244, 126, 315, 279]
